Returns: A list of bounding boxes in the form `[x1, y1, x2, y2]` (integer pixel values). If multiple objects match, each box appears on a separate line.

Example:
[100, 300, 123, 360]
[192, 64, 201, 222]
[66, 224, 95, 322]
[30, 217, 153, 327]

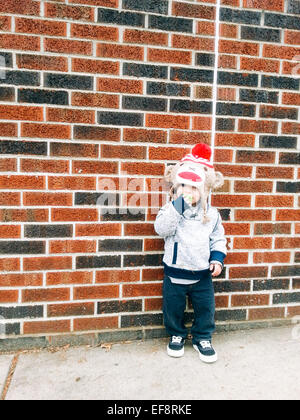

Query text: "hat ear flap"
[164, 164, 176, 183]
[213, 171, 224, 190]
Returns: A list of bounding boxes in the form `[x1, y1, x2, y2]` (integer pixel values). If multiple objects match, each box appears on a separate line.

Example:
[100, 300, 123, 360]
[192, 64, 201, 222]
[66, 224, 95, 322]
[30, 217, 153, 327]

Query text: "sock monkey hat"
[164, 143, 224, 223]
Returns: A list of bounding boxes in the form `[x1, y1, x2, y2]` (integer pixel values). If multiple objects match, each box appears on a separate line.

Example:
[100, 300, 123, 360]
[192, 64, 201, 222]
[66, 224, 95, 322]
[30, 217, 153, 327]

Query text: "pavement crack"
[0, 353, 19, 401]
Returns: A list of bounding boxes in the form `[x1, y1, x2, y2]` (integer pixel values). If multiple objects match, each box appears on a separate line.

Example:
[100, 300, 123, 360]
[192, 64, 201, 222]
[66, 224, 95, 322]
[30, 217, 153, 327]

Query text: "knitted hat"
[181, 143, 213, 169]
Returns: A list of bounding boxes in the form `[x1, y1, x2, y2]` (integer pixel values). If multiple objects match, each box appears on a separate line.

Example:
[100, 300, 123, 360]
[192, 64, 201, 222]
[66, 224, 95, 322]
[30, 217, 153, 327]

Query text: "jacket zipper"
[172, 242, 178, 265]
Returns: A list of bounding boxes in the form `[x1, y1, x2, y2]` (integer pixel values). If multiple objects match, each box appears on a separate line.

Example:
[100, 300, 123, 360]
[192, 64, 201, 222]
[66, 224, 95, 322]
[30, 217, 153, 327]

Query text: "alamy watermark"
[0, 315, 5, 339]
[292, 55, 300, 77]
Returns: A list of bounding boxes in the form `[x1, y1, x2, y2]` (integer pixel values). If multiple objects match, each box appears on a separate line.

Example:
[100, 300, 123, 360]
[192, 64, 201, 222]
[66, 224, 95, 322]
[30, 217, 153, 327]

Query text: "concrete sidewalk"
[1, 325, 299, 400]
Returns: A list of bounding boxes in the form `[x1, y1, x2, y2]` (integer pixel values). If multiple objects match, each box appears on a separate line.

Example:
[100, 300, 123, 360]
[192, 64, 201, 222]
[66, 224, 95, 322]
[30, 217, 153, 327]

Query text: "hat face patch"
[176, 163, 206, 188]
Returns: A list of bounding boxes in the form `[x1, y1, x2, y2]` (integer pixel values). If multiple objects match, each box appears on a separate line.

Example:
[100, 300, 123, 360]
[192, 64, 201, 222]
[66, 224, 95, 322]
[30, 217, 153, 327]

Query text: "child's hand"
[209, 263, 222, 277]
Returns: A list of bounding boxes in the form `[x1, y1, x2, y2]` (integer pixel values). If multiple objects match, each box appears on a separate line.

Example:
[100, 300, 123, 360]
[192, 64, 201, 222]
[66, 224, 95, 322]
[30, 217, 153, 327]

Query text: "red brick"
[45, 3, 94, 22]
[197, 21, 215, 36]
[0, 0, 40, 15]
[0, 105, 43, 121]
[146, 114, 189, 130]
[277, 210, 300, 221]
[122, 162, 164, 176]
[74, 285, 119, 300]
[235, 210, 272, 221]
[253, 252, 291, 264]
[0, 16, 11, 32]
[0, 122, 18, 137]
[142, 268, 164, 282]
[0, 225, 21, 239]
[192, 117, 212, 131]
[224, 223, 250, 236]
[97, 44, 144, 61]
[231, 294, 270, 307]
[144, 238, 164, 252]
[0, 273, 42, 287]
[263, 45, 300, 60]
[282, 93, 300, 106]
[69, 0, 118, 7]
[24, 320, 71, 335]
[282, 122, 300, 135]
[172, 2, 215, 20]
[71, 23, 118, 41]
[249, 307, 285, 321]
[256, 166, 294, 179]
[256, 195, 294, 207]
[15, 17, 66, 37]
[219, 40, 259, 56]
[72, 58, 119, 75]
[48, 302, 94, 318]
[224, 252, 249, 265]
[0, 34, 40, 51]
[45, 37, 92, 55]
[0, 175, 45, 190]
[124, 128, 167, 144]
[275, 237, 300, 249]
[212, 194, 251, 208]
[124, 223, 156, 236]
[170, 130, 211, 145]
[48, 108, 95, 124]
[101, 144, 146, 160]
[0, 209, 48, 223]
[149, 146, 189, 161]
[145, 298, 163, 311]
[72, 92, 119, 108]
[0, 159, 17, 172]
[0, 291, 19, 305]
[243, 0, 284, 12]
[172, 34, 214, 51]
[0, 258, 20, 272]
[51, 208, 98, 222]
[23, 192, 72, 207]
[218, 87, 236, 102]
[240, 57, 279, 73]
[76, 223, 121, 237]
[123, 283, 162, 298]
[285, 30, 300, 46]
[51, 142, 98, 159]
[234, 237, 272, 250]
[21, 123, 71, 139]
[124, 29, 168, 46]
[21, 159, 69, 174]
[72, 160, 118, 175]
[47, 271, 93, 286]
[254, 223, 291, 235]
[97, 78, 143, 94]
[74, 316, 118, 332]
[48, 176, 96, 191]
[234, 181, 273, 193]
[220, 23, 238, 39]
[148, 48, 191, 65]
[50, 240, 97, 254]
[96, 270, 140, 284]
[17, 54, 68, 72]
[23, 287, 70, 303]
[23, 257, 72, 272]
[215, 133, 255, 148]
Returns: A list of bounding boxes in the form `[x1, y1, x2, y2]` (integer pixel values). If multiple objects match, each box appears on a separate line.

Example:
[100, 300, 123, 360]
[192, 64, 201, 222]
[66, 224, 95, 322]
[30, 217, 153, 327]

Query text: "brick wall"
[0, 0, 299, 343]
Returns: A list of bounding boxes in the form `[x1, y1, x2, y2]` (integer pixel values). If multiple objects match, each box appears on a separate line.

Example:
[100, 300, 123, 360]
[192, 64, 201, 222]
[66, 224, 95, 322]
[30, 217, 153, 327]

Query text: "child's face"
[176, 184, 201, 206]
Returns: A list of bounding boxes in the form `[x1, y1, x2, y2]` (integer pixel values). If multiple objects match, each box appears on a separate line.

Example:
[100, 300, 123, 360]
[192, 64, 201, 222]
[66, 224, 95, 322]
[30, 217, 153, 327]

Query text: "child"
[154, 143, 227, 363]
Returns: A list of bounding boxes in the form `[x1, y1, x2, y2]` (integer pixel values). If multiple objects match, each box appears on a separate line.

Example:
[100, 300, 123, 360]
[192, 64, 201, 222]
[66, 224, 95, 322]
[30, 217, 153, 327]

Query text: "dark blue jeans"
[163, 274, 216, 343]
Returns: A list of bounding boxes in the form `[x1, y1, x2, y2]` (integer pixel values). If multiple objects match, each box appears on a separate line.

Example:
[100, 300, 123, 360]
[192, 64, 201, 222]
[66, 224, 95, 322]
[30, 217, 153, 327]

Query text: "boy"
[154, 144, 227, 363]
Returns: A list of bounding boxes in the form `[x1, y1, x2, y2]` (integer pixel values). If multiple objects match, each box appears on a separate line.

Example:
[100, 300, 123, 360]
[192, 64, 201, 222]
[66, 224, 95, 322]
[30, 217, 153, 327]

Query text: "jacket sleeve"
[209, 212, 227, 266]
[154, 196, 189, 238]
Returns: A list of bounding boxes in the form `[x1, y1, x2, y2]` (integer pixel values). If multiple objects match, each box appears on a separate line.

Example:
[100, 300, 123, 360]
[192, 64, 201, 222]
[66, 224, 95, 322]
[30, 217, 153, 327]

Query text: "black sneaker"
[193, 340, 218, 363]
[167, 336, 185, 358]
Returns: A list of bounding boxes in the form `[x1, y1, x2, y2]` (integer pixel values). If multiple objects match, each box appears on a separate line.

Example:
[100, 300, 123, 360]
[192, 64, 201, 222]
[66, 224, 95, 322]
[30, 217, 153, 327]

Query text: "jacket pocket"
[172, 242, 178, 265]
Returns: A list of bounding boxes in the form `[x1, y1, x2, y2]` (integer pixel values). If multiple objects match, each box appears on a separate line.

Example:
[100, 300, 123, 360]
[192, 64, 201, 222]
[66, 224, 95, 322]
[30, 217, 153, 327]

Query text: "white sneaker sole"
[167, 345, 184, 358]
[193, 344, 218, 363]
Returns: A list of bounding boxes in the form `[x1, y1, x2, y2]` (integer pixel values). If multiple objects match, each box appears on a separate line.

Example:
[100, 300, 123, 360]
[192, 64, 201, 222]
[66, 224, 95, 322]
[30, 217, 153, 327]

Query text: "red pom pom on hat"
[192, 143, 212, 161]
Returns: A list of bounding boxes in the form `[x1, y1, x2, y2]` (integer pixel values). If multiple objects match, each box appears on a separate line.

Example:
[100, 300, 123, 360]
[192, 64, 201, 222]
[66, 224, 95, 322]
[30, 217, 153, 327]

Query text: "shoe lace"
[200, 340, 212, 349]
[172, 336, 183, 344]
